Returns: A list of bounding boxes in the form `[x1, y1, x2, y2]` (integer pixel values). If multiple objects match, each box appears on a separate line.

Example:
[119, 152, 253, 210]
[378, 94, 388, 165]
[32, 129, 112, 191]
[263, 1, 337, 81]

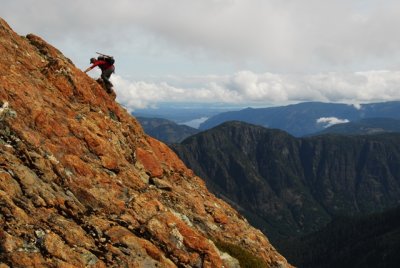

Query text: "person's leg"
[101, 67, 115, 91]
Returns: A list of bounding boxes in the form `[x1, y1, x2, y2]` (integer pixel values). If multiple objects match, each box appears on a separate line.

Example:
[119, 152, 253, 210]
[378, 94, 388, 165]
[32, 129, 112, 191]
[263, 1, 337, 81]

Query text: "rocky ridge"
[0, 18, 290, 267]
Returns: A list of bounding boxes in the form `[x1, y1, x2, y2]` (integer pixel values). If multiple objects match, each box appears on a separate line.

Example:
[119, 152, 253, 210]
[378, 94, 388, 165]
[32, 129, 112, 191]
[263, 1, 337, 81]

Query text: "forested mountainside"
[172, 121, 400, 242]
[279, 206, 400, 268]
[172, 121, 400, 266]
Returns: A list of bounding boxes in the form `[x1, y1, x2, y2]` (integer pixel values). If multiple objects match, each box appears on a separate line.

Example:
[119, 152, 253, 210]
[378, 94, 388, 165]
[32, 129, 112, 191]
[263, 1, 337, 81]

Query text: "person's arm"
[84, 61, 102, 73]
[84, 65, 94, 73]
[84, 61, 106, 73]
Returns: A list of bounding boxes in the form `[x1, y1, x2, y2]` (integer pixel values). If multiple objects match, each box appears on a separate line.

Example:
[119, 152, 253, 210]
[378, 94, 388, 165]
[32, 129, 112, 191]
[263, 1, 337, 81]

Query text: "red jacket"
[90, 60, 113, 71]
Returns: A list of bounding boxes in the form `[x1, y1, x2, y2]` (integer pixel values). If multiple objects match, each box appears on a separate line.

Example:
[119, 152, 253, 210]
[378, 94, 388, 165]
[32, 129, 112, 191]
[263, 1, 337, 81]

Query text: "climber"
[84, 54, 115, 92]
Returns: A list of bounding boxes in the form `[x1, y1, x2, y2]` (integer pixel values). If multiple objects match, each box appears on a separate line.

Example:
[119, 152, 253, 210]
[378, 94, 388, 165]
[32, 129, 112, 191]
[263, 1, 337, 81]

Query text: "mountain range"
[0, 17, 291, 267]
[171, 121, 400, 264]
[199, 101, 400, 136]
[138, 115, 400, 145]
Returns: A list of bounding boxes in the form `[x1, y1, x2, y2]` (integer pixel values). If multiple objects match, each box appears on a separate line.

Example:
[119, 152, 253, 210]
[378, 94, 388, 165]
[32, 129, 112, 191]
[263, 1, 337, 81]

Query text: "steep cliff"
[0, 18, 290, 267]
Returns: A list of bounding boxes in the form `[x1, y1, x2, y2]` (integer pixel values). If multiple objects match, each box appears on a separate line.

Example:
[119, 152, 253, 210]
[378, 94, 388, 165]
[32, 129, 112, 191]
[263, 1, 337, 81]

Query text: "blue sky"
[3, 0, 400, 111]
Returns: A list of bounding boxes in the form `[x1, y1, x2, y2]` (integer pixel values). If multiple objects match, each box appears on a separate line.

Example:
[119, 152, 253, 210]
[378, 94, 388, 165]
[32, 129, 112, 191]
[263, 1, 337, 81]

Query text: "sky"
[3, 0, 400, 112]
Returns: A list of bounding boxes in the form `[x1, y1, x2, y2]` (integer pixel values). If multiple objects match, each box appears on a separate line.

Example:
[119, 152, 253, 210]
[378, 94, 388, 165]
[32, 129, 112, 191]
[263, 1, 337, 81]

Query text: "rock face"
[0, 18, 291, 267]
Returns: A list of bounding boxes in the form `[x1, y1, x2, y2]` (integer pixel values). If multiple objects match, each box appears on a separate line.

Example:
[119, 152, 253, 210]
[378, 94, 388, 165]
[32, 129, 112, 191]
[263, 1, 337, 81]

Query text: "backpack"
[98, 55, 115, 65]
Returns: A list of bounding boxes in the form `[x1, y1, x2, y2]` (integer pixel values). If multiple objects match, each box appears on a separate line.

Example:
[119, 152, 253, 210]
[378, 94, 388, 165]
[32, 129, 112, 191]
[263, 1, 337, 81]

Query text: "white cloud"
[112, 74, 242, 111]
[316, 117, 350, 128]
[113, 70, 400, 111]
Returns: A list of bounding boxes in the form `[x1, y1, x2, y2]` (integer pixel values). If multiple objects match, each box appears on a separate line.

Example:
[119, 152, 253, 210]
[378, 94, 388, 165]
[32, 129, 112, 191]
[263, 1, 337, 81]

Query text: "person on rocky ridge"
[84, 54, 115, 93]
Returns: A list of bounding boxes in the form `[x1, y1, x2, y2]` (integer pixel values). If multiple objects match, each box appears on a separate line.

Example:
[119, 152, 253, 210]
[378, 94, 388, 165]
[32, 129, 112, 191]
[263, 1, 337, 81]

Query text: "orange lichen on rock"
[0, 17, 292, 267]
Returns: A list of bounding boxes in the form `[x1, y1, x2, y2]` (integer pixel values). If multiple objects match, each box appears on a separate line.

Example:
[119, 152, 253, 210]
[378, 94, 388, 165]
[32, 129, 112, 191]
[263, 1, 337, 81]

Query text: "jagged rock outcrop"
[0, 18, 291, 267]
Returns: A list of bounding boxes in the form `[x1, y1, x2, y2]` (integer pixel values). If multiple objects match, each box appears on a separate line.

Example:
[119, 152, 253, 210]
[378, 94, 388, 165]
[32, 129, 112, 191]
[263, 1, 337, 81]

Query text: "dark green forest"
[278, 206, 400, 268]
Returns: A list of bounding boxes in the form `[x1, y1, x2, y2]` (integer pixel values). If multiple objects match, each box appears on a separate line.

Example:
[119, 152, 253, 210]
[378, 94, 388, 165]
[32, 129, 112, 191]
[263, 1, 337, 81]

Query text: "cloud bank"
[113, 70, 400, 111]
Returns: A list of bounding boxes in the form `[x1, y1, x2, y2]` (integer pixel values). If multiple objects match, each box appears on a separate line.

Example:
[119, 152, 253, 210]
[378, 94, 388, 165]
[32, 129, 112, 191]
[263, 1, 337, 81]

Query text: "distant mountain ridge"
[137, 117, 199, 143]
[311, 117, 400, 136]
[199, 101, 400, 136]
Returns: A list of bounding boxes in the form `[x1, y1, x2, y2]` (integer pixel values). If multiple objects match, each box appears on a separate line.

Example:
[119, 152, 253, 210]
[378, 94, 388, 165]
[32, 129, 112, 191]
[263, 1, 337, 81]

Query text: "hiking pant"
[101, 66, 115, 89]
